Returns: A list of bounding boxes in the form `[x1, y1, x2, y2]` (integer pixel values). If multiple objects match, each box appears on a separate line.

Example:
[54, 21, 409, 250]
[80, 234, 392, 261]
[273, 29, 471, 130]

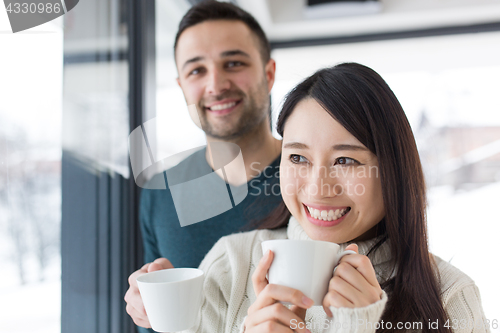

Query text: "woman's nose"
[305, 165, 341, 198]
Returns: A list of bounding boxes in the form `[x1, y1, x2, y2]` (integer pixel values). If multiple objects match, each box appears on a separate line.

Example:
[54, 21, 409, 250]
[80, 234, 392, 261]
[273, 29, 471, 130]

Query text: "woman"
[186, 63, 488, 333]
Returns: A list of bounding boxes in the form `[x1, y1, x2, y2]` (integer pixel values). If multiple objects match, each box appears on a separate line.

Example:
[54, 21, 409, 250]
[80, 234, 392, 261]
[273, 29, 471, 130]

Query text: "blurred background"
[1, 0, 500, 332]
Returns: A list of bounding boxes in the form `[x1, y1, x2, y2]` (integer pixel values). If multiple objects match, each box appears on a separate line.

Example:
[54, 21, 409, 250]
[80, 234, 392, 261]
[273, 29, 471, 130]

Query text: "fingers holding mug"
[252, 249, 274, 296]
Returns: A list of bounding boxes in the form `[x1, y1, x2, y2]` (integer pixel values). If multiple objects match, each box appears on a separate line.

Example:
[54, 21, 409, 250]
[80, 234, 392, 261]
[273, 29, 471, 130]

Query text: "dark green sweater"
[139, 147, 282, 269]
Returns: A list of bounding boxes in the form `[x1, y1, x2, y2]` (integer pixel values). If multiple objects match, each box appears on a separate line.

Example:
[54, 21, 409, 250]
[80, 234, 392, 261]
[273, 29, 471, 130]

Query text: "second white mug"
[261, 239, 355, 305]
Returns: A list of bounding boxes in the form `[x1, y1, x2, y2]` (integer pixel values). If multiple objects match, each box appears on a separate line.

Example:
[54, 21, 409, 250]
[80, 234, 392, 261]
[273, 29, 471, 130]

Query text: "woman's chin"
[299, 222, 345, 243]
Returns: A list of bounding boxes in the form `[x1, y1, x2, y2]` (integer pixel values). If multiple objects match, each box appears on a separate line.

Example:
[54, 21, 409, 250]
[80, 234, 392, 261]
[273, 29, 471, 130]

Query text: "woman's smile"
[302, 203, 351, 227]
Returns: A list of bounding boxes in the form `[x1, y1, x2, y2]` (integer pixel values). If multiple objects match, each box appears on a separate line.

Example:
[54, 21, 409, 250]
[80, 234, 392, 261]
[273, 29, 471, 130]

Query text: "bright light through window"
[0, 10, 63, 333]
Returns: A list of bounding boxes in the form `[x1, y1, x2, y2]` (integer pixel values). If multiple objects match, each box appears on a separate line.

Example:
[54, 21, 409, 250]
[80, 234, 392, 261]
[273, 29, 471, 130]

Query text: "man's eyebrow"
[182, 56, 204, 70]
[181, 50, 250, 70]
[221, 49, 250, 58]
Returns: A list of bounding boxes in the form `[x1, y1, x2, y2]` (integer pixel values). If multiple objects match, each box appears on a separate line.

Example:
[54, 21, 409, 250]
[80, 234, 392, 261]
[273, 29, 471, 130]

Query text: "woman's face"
[280, 98, 385, 243]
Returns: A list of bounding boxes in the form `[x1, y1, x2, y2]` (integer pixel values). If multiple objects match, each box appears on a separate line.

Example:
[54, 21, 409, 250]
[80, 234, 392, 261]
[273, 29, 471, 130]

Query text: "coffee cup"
[261, 239, 355, 305]
[136, 268, 204, 332]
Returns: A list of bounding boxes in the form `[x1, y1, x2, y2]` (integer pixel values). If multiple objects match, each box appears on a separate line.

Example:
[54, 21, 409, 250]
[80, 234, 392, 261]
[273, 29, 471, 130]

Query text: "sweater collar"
[286, 215, 392, 267]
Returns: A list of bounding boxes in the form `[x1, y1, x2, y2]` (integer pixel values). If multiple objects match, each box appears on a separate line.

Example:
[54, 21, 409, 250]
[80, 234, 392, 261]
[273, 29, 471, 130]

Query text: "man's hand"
[124, 258, 174, 328]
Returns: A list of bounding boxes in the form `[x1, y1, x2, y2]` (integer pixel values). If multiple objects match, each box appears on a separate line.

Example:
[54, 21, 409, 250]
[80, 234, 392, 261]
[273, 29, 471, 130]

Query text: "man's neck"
[205, 121, 281, 185]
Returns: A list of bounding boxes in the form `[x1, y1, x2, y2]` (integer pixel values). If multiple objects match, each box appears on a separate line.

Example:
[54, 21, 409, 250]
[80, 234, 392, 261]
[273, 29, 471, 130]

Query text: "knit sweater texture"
[182, 216, 488, 333]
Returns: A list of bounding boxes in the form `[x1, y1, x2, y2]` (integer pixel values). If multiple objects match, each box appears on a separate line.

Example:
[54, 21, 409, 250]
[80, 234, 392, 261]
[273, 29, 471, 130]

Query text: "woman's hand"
[244, 250, 313, 333]
[323, 244, 383, 317]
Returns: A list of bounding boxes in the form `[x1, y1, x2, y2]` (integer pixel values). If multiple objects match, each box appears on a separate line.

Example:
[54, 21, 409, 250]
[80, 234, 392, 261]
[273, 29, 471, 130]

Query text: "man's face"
[175, 20, 275, 140]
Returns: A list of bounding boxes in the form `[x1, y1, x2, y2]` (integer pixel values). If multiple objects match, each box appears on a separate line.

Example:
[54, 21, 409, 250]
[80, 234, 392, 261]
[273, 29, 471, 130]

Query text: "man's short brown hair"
[174, 0, 271, 64]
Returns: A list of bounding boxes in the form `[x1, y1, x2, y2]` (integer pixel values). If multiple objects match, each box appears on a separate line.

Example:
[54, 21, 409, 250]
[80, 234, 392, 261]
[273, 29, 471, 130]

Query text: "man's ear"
[265, 58, 276, 93]
[176, 77, 181, 87]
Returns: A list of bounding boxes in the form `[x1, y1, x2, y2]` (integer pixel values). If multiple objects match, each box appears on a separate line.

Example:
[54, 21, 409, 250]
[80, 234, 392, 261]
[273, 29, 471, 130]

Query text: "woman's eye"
[335, 157, 358, 165]
[289, 154, 307, 164]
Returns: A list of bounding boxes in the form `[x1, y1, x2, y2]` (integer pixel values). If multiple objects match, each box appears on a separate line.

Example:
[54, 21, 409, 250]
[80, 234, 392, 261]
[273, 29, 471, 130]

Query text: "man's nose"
[206, 70, 230, 96]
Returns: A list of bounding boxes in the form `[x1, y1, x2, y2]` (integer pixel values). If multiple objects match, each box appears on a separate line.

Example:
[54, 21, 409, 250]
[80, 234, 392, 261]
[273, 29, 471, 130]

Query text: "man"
[125, 1, 282, 330]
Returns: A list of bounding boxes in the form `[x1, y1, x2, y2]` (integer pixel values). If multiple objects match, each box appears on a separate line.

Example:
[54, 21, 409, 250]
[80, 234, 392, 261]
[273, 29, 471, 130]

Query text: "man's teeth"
[306, 206, 349, 221]
[210, 101, 237, 111]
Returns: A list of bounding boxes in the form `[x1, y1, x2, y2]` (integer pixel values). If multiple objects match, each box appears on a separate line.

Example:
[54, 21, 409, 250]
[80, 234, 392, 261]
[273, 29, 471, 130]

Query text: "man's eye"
[188, 67, 204, 76]
[227, 61, 242, 68]
[290, 154, 307, 164]
[335, 157, 358, 165]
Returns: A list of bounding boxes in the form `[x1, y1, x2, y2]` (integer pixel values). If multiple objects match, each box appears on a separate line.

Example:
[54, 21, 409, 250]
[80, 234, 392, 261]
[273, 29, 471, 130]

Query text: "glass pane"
[155, 0, 206, 174]
[60, 0, 131, 330]
[272, 31, 500, 320]
[0, 14, 63, 333]
[62, 0, 129, 177]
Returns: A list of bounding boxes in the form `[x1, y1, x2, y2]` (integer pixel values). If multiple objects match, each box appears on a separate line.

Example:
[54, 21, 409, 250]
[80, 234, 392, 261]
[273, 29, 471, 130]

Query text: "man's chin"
[200, 118, 243, 139]
[205, 129, 242, 141]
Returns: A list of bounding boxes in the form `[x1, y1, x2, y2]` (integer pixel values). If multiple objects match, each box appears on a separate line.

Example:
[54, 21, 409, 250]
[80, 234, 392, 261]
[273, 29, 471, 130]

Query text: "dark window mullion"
[97, 173, 111, 333]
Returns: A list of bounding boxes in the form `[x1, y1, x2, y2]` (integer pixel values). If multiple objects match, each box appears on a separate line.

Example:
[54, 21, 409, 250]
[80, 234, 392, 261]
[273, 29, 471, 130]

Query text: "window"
[154, 0, 206, 172]
[0, 13, 63, 333]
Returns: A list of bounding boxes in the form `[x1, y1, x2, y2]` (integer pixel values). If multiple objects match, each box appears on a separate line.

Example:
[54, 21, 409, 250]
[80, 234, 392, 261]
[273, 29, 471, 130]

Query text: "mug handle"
[333, 250, 357, 273]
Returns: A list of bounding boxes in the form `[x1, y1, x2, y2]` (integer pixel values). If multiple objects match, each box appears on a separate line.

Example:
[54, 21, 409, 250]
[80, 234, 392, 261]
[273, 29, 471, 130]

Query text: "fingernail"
[261, 250, 269, 261]
[302, 296, 314, 307]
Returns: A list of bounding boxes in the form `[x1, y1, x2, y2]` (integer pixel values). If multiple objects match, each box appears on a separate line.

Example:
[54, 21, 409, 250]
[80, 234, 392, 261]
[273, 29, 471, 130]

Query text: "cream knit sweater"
[182, 217, 488, 333]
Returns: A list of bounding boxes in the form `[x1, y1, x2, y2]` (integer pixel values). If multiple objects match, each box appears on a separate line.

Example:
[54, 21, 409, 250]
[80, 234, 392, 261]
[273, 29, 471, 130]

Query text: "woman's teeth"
[305, 206, 349, 221]
[209, 101, 237, 111]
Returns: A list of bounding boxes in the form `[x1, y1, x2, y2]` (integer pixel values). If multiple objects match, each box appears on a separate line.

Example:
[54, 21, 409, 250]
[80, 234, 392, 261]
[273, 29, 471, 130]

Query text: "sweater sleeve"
[182, 237, 234, 333]
[321, 291, 388, 333]
[444, 284, 490, 333]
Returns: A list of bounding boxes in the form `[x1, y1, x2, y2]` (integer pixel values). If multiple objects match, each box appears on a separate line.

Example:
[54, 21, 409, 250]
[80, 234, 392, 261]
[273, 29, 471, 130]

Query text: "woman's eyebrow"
[283, 142, 308, 149]
[332, 144, 368, 151]
[283, 142, 367, 151]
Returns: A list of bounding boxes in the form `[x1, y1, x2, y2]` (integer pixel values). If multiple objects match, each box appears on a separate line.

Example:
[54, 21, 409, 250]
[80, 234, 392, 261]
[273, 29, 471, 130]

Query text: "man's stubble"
[199, 76, 270, 141]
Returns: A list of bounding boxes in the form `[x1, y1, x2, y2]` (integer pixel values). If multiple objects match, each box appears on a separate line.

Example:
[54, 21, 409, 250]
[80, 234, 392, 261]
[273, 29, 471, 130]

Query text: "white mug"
[136, 268, 204, 332]
[261, 239, 355, 305]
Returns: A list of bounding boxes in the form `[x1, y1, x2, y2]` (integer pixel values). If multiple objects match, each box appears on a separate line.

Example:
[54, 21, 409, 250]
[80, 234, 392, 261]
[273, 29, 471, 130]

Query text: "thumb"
[148, 258, 174, 272]
[345, 243, 358, 253]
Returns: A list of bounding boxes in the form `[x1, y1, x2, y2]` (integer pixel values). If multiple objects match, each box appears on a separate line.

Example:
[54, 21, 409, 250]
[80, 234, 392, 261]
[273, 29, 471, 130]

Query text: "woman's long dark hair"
[260, 63, 450, 333]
